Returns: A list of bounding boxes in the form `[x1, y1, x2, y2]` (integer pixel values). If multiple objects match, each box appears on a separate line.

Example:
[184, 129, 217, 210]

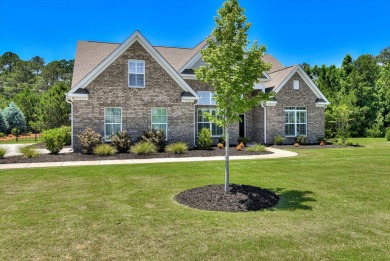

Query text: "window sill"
[128, 86, 145, 88]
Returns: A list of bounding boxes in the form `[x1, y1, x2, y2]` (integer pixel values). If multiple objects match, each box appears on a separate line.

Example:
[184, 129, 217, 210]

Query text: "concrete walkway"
[0, 147, 297, 170]
[0, 143, 72, 157]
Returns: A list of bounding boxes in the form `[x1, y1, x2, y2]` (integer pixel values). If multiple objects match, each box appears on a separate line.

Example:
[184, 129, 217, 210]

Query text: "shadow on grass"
[271, 188, 316, 211]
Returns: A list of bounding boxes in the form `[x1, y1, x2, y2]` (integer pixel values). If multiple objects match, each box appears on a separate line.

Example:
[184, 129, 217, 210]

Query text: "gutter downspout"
[261, 101, 267, 144]
[65, 94, 74, 151]
[193, 102, 197, 148]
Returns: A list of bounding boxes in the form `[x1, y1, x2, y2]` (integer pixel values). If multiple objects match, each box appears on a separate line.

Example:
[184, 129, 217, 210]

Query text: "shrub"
[294, 135, 307, 145]
[385, 128, 390, 141]
[93, 144, 117, 156]
[60, 126, 71, 145]
[0, 132, 5, 138]
[3, 102, 26, 133]
[18, 145, 40, 158]
[0, 146, 8, 158]
[77, 128, 102, 154]
[218, 135, 225, 145]
[42, 127, 67, 154]
[217, 143, 224, 149]
[198, 128, 212, 150]
[111, 130, 132, 152]
[130, 141, 157, 155]
[11, 127, 20, 136]
[273, 135, 285, 145]
[236, 142, 244, 151]
[247, 143, 266, 152]
[138, 129, 166, 152]
[317, 136, 326, 143]
[237, 136, 249, 146]
[166, 142, 188, 154]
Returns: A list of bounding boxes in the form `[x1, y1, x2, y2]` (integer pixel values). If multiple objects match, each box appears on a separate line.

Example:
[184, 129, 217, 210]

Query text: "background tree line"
[302, 46, 390, 139]
[0, 46, 389, 137]
[0, 52, 73, 133]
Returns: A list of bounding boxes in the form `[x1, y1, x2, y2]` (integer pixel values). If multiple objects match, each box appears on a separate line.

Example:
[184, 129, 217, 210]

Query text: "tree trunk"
[224, 125, 230, 193]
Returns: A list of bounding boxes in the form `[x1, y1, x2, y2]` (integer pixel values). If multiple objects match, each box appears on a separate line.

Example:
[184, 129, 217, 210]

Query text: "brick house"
[67, 31, 329, 151]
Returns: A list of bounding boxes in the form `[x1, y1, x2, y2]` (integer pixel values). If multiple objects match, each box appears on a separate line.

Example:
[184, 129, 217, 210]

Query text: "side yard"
[0, 138, 389, 260]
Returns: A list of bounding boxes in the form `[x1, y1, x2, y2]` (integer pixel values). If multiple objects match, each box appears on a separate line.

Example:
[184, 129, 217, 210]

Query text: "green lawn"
[1, 138, 389, 260]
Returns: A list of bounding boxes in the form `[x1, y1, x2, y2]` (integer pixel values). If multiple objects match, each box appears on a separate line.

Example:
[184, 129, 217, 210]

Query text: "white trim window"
[104, 107, 122, 141]
[197, 91, 216, 105]
[285, 107, 307, 137]
[128, 60, 145, 87]
[198, 109, 223, 136]
[151, 107, 167, 136]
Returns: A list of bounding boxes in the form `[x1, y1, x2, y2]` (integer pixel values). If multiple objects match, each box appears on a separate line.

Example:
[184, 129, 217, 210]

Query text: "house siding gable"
[266, 72, 325, 144]
[72, 41, 195, 151]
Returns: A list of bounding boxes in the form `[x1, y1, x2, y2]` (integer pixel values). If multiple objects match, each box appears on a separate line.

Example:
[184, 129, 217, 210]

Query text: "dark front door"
[239, 114, 245, 137]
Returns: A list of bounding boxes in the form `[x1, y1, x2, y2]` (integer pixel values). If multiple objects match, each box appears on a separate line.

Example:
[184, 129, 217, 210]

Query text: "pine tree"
[0, 109, 9, 133]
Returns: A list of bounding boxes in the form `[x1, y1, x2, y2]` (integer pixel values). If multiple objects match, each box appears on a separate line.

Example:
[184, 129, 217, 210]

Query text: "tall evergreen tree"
[196, 0, 271, 192]
[37, 81, 70, 129]
[0, 109, 9, 133]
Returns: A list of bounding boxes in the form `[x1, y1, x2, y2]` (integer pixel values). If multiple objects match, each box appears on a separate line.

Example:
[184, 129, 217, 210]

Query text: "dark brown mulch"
[175, 184, 279, 212]
[1, 147, 272, 164]
[270, 144, 341, 149]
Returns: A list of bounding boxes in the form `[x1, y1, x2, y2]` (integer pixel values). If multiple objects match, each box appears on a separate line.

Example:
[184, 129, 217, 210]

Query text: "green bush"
[273, 135, 285, 145]
[218, 135, 225, 145]
[385, 128, 390, 141]
[43, 127, 68, 154]
[246, 143, 266, 152]
[138, 129, 166, 152]
[317, 136, 326, 143]
[0, 146, 8, 158]
[237, 136, 249, 146]
[111, 130, 132, 152]
[11, 127, 20, 136]
[294, 135, 307, 145]
[198, 128, 212, 150]
[18, 145, 40, 158]
[166, 142, 188, 154]
[0, 132, 5, 138]
[93, 144, 117, 156]
[130, 141, 157, 155]
[60, 126, 71, 145]
[77, 128, 102, 154]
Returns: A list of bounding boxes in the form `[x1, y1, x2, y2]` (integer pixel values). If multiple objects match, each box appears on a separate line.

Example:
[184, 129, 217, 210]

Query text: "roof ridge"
[154, 45, 192, 50]
[269, 65, 295, 74]
[80, 40, 121, 44]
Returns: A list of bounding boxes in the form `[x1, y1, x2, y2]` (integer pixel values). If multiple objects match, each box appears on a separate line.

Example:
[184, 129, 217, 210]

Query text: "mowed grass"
[0, 138, 389, 260]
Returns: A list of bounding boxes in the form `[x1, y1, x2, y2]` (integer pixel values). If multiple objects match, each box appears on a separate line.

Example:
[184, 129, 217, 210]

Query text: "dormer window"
[128, 60, 145, 88]
[198, 91, 216, 105]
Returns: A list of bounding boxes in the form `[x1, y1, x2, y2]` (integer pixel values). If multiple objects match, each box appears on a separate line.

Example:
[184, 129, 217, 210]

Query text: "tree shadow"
[271, 188, 316, 211]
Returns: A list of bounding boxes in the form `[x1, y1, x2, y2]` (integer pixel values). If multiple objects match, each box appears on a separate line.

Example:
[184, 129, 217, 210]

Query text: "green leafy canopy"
[195, 0, 272, 127]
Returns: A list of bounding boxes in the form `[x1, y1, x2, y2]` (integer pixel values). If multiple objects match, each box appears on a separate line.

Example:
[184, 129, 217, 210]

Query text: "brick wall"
[185, 79, 240, 145]
[266, 72, 325, 144]
[72, 41, 196, 151]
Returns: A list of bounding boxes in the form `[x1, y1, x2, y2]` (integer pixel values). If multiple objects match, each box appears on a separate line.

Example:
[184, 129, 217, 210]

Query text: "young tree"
[196, 0, 271, 192]
[3, 101, 26, 132]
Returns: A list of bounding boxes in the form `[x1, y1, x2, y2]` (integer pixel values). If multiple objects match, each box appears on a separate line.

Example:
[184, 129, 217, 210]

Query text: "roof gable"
[69, 31, 198, 99]
[272, 65, 329, 104]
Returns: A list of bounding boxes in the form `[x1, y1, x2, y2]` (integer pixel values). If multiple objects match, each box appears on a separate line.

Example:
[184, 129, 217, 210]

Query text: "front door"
[239, 114, 245, 137]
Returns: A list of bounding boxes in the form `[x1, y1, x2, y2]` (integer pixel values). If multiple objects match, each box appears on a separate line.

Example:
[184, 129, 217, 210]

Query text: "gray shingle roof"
[265, 65, 296, 91]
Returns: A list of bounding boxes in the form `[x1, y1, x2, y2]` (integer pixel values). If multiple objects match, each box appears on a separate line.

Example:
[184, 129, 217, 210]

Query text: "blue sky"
[0, 0, 389, 67]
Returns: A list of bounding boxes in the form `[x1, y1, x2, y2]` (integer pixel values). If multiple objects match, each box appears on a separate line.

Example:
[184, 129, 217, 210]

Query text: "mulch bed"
[1, 147, 272, 164]
[175, 184, 279, 212]
[271, 144, 341, 149]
